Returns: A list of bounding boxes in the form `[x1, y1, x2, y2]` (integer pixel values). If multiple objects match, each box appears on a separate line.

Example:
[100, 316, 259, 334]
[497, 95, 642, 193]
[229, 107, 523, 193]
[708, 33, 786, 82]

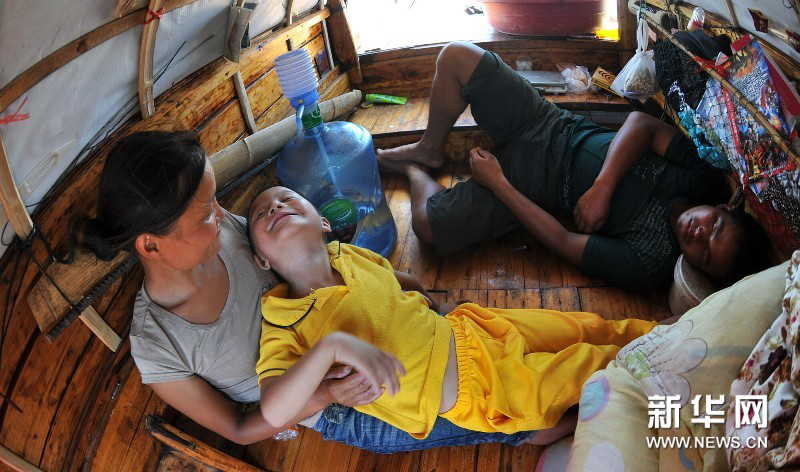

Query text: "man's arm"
[574, 111, 677, 233]
[469, 148, 589, 267]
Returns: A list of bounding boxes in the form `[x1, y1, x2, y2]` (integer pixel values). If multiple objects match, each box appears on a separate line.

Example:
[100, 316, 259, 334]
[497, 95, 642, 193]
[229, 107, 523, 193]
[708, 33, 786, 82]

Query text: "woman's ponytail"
[69, 131, 206, 261]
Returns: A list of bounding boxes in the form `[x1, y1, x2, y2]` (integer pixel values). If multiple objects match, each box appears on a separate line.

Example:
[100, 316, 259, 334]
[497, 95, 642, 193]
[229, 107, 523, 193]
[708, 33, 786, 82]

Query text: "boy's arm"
[260, 332, 405, 427]
[574, 111, 677, 233]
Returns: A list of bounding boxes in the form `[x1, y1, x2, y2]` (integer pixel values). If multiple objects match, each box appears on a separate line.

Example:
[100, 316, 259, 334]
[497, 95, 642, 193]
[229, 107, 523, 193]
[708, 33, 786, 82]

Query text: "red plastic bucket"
[482, 0, 604, 36]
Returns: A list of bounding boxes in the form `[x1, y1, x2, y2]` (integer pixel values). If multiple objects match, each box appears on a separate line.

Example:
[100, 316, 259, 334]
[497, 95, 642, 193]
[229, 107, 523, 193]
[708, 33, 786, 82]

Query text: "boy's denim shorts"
[313, 404, 534, 454]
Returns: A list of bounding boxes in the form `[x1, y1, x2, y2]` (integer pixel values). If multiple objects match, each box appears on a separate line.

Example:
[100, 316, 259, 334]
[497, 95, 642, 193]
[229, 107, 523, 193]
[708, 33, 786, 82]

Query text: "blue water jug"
[277, 111, 397, 257]
[274, 49, 396, 256]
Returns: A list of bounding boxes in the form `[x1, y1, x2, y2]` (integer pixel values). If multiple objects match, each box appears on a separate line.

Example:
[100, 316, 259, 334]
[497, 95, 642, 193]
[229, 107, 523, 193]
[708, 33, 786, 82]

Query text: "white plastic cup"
[275, 49, 319, 102]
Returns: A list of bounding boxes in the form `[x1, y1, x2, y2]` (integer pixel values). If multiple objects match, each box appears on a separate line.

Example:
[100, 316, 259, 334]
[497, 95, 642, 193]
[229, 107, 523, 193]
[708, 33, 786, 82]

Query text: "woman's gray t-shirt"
[129, 211, 278, 403]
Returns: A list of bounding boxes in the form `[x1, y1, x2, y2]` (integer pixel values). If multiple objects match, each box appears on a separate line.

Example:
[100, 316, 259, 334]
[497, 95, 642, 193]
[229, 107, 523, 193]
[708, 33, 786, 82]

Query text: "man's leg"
[377, 41, 485, 169]
[384, 161, 443, 245]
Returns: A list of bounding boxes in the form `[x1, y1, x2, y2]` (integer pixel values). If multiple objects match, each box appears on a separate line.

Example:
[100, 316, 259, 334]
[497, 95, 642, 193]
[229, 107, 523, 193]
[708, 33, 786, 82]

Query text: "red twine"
[145, 7, 165, 24]
[0, 96, 30, 125]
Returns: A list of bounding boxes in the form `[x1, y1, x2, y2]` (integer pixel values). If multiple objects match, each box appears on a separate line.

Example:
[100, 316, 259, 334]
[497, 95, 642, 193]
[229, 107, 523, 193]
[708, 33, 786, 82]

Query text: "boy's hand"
[323, 372, 383, 407]
[326, 332, 406, 396]
[469, 147, 508, 191]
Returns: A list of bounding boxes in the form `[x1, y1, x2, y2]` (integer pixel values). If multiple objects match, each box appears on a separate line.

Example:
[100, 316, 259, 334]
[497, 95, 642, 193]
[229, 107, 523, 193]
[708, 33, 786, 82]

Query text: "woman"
[72, 131, 573, 451]
[378, 42, 764, 290]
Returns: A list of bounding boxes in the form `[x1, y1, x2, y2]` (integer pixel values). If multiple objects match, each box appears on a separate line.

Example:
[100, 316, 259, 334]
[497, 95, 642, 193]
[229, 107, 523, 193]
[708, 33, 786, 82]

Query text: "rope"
[144, 7, 165, 24]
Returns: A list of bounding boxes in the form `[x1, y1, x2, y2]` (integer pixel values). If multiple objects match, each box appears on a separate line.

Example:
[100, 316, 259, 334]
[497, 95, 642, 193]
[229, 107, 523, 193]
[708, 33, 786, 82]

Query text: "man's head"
[247, 186, 331, 271]
[674, 203, 765, 284]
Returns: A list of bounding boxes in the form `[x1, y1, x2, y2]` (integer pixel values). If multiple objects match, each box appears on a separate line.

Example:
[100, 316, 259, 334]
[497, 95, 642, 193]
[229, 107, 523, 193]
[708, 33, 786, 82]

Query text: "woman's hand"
[323, 367, 383, 407]
[469, 147, 508, 191]
[325, 332, 406, 396]
[573, 182, 612, 233]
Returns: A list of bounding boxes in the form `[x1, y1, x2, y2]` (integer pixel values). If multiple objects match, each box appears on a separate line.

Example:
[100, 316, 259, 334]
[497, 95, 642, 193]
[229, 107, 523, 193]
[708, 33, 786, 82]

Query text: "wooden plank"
[26, 251, 128, 333]
[617, 0, 637, 64]
[541, 287, 582, 311]
[289, 429, 354, 472]
[158, 452, 218, 472]
[118, 394, 174, 472]
[578, 286, 670, 321]
[0, 317, 96, 463]
[0, 136, 33, 238]
[0, 445, 42, 472]
[3, 274, 133, 470]
[479, 236, 525, 291]
[38, 274, 142, 471]
[244, 429, 305, 472]
[147, 416, 264, 472]
[361, 41, 621, 99]
[327, 0, 363, 84]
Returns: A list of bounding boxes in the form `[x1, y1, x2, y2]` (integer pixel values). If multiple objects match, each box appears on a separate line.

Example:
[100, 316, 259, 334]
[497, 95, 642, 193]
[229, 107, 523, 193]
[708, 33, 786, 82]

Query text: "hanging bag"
[612, 17, 659, 101]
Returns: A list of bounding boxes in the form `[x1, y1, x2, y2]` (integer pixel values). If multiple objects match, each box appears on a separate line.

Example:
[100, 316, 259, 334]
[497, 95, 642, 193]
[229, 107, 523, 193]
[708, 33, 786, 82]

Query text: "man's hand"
[469, 147, 508, 191]
[322, 366, 383, 407]
[574, 182, 612, 233]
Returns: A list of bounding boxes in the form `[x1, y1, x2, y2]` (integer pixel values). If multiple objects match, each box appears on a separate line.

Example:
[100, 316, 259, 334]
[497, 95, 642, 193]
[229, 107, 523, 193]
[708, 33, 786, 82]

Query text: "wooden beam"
[285, 0, 296, 26]
[326, 0, 363, 84]
[0, 445, 42, 472]
[617, 0, 638, 64]
[249, 8, 329, 52]
[137, 0, 165, 119]
[0, 135, 33, 238]
[233, 71, 257, 134]
[146, 416, 264, 472]
[722, 0, 740, 28]
[1, 135, 122, 352]
[0, 0, 198, 115]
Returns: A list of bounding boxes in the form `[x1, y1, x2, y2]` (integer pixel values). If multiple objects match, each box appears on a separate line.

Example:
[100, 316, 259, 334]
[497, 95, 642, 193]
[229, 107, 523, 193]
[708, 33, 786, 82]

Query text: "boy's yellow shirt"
[256, 241, 452, 438]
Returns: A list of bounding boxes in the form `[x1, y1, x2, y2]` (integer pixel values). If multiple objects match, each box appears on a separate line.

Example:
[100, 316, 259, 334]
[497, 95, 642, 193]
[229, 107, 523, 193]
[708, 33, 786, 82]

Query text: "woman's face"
[674, 204, 743, 279]
[148, 160, 224, 270]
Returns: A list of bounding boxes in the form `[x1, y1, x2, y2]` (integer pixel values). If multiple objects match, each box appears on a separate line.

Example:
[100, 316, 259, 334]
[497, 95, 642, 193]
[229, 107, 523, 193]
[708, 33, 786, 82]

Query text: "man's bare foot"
[377, 141, 446, 169]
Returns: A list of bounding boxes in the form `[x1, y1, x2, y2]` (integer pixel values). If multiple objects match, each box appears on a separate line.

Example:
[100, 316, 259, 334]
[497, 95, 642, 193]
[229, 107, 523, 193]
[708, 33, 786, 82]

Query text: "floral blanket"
[727, 251, 800, 470]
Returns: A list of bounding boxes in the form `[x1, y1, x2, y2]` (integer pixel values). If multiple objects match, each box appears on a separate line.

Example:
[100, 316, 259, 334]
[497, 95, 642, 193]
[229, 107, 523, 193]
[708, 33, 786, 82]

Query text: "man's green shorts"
[426, 51, 590, 256]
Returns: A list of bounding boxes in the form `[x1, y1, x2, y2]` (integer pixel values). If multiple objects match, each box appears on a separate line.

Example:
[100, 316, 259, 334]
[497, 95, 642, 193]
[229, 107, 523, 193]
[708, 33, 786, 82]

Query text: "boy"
[250, 186, 655, 438]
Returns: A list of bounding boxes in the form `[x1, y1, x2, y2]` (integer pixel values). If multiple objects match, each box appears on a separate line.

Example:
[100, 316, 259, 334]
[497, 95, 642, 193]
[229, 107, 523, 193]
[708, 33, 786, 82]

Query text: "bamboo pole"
[210, 90, 362, 185]
[137, 0, 164, 119]
[646, 18, 800, 165]
[232, 71, 257, 134]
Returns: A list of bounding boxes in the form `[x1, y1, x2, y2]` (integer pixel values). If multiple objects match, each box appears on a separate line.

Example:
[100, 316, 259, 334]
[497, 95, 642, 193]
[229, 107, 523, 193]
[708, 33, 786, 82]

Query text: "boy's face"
[248, 186, 330, 268]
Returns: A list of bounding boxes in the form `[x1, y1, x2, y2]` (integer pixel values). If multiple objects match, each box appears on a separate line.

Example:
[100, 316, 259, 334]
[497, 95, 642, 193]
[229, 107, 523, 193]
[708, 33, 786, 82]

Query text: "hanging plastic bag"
[611, 17, 659, 101]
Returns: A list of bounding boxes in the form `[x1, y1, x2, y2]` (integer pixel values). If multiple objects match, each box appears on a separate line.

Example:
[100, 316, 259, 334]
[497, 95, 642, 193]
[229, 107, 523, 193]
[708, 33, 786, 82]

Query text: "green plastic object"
[365, 93, 408, 105]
